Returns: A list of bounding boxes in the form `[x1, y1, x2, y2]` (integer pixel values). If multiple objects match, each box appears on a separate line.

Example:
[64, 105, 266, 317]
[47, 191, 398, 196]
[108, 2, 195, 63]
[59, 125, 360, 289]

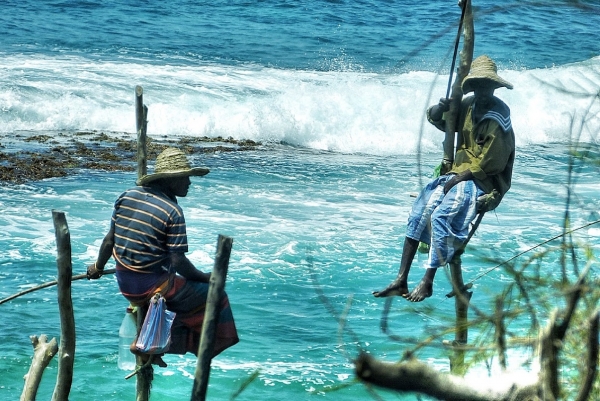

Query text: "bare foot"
[373, 279, 408, 298]
[403, 278, 433, 302]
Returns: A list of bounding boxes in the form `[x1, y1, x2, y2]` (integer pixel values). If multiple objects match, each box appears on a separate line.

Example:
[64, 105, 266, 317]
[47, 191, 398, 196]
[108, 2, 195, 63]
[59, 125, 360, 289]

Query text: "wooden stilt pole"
[134, 304, 152, 401]
[446, 212, 484, 374]
[448, 250, 472, 375]
[441, 0, 474, 374]
[190, 234, 233, 401]
[440, 0, 473, 176]
[136, 85, 148, 181]
[134, 85, 152, 400]
[51, 211, 76, 401]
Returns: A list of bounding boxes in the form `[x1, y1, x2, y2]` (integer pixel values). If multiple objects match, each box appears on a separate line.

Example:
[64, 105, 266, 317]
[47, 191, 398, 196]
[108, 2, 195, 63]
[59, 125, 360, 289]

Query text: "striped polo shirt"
[111, 186, 188, 272]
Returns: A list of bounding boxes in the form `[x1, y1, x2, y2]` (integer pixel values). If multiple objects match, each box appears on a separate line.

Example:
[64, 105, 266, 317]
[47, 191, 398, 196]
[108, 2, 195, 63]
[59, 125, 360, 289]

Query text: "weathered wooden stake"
[448, 251, 472, 375]
[444, 0, 474, 375]
[190, 235, 233, 401]
[136, 85, 148, 181]
[20, 335, 58, 401]
[135, 304, 152, 401]
[51, 210, 76, 401]
[134, 85, 152, 400]
[440, 0, 473, 176]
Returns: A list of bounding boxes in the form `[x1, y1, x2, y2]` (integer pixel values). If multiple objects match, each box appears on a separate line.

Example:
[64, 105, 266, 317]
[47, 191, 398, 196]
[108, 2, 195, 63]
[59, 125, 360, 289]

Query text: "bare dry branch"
[21, 335, 58, 401]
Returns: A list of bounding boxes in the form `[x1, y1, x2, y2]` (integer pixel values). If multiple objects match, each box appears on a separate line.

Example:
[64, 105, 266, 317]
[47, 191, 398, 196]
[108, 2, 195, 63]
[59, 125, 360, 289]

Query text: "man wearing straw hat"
[87, 147, 239, 365]
[374, 55, 515, 302]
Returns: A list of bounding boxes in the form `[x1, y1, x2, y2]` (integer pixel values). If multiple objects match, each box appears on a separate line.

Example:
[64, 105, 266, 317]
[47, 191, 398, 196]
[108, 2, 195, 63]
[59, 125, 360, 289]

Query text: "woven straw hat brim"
[136, 167, 210, 186]
[461, 55, 513, 94]
[462, 74, 514, 94]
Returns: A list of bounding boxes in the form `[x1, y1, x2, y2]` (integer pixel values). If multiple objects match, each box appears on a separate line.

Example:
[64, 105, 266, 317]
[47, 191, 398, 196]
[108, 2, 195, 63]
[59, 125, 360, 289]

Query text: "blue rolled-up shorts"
[406, 174, 484, 269]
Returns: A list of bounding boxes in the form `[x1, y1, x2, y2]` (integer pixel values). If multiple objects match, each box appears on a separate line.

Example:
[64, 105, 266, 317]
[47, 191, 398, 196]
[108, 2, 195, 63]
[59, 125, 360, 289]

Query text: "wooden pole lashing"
[190, 234, 233, 401]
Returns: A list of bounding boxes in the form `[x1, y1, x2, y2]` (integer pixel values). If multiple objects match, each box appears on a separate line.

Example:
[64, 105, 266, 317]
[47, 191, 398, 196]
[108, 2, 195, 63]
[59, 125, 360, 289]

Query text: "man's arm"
[87, 225, 115, 279]
[170, 252, 210, 283]
[427, 97, 452, 132]
[443, 169, 474, 194]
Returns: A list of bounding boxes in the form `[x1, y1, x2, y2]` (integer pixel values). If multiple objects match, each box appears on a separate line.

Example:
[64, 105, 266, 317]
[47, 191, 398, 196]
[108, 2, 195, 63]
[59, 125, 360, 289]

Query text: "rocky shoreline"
[0, 131, 261, 184]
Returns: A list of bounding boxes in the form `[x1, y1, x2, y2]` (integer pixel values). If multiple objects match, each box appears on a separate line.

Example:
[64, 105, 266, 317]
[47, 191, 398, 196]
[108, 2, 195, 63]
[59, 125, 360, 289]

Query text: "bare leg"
[373, 237, 419, 297]
[404, 268, 437, 302]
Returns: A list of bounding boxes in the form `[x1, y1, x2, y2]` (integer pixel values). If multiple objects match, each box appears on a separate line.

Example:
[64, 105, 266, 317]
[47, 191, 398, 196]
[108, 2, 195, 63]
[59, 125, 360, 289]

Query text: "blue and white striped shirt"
[111, 186, 188, 272]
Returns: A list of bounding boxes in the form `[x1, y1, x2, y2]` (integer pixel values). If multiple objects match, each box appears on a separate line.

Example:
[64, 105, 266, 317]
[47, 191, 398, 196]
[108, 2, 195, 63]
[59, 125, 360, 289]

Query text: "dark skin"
[372, 80, 495, 302]
[86, 175, 209, 367]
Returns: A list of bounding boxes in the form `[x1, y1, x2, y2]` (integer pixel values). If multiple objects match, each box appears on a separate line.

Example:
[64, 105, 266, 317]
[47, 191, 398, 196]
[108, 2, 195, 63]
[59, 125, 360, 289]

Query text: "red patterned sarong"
[116, 264, 239, 357]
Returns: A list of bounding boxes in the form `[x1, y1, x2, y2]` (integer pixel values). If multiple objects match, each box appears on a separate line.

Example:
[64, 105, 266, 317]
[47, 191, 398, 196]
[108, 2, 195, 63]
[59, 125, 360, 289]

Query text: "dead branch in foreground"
[21, 335, 58, 401]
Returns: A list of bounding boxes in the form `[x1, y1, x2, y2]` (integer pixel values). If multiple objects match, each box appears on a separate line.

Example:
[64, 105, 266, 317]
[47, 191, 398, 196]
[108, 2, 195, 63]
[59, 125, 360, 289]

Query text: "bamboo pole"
[51, 210, 76, 401]
[191, 234, 233, 401]
[136, 85, 148, 181]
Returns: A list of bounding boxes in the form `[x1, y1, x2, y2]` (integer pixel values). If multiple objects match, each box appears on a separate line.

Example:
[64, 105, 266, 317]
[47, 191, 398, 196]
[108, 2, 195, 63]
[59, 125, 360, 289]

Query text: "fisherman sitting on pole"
[373, 55, 515, 302]
[87, 148, 239, 364]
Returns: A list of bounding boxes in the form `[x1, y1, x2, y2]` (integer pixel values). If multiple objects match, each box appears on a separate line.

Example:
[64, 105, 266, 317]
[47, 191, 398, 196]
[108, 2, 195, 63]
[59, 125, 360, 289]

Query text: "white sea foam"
[1, 54, 598, 156]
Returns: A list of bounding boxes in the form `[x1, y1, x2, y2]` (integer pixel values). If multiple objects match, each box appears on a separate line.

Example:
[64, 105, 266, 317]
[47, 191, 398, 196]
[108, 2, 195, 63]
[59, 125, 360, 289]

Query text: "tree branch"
[21, 335, 58, 401]
[354, 352, 538, 401]
[575, 309, 599, 401]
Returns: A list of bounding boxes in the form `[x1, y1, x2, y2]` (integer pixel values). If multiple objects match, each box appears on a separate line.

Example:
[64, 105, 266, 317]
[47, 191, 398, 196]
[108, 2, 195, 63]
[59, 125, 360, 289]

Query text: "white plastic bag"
[135, 294, 176, 354]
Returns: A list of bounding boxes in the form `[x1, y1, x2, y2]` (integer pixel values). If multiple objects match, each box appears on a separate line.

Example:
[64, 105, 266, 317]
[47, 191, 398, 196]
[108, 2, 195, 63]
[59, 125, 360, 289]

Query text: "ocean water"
[1, 0, 599, 400]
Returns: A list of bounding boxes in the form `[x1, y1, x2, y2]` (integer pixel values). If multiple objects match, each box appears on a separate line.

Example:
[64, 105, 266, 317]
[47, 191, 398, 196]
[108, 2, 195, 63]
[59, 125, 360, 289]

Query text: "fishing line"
[304, 247, 362, 348]
[463, 218, 600, 287]
[428, 217, 600, 310]
[383, 218, 600, 332]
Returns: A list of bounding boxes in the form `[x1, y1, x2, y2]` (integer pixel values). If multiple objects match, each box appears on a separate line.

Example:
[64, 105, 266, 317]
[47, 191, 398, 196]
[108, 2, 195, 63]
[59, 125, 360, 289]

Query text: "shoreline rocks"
[0, 130, 261, 184]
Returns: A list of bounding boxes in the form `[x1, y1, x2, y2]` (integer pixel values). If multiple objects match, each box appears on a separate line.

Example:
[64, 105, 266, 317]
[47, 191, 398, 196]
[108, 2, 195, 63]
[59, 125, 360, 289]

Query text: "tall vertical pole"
[440, 0, 473, 176]
[191, 235, 233, 401]
[51, 211, 75, 401]
[135, 85, 152, 400]
[448, 250, 472, 374]
[136, 85, 148, 181]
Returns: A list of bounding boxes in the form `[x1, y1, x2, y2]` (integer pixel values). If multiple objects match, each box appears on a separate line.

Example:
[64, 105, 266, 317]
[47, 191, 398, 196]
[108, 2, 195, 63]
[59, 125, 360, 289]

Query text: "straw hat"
[136, 147, 209, 186]
[461, 55, 513, 94]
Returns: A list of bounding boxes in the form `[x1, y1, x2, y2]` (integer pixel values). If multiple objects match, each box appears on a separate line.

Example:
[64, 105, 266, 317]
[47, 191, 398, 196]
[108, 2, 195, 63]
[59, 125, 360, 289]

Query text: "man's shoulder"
[117, 186, 149, 200]
[119, 186, 176, 206]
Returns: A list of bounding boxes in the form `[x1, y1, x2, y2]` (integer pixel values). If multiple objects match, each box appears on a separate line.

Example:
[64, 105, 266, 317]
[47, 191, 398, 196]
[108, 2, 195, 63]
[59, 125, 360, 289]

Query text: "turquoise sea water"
[1, 1, 600, 400]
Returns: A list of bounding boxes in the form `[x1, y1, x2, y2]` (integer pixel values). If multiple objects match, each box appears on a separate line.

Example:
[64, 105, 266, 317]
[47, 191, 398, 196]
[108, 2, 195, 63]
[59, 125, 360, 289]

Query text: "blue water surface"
[1, 0, 599, 400]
